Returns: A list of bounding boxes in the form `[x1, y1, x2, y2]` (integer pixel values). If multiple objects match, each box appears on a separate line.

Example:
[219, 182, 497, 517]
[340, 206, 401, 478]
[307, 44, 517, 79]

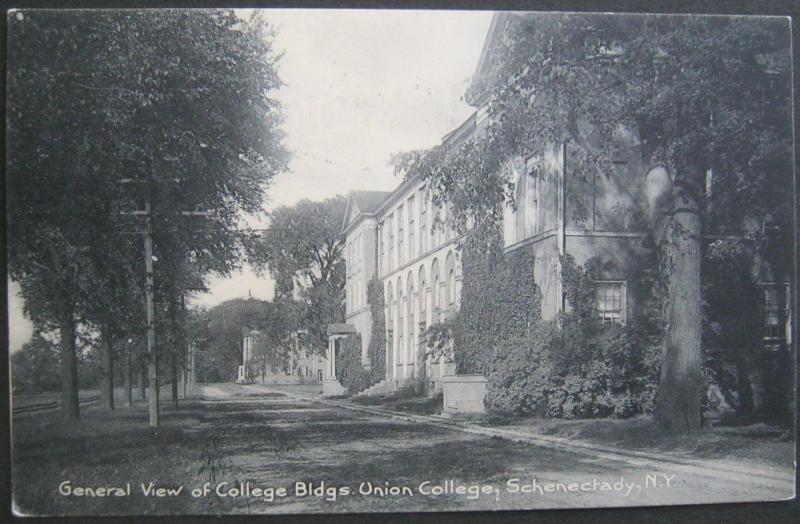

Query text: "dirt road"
[191, 383, 794, 514]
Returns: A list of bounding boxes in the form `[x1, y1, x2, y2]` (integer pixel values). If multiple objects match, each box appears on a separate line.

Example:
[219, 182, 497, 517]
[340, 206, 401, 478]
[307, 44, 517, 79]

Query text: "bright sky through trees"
[7, 10, 493, 352]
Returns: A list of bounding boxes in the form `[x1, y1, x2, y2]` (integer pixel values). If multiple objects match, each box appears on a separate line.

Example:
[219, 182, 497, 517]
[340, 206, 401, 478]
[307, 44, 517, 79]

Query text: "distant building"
[238, 329, 326, 385]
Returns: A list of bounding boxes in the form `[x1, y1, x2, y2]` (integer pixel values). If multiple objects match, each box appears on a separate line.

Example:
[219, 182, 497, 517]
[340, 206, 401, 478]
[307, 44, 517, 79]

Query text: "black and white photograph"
[5, 6, 796, 517]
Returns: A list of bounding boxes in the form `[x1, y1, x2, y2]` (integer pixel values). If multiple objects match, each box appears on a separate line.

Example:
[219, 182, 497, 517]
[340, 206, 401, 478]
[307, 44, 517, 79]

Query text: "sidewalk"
[244, 382, 795, 491]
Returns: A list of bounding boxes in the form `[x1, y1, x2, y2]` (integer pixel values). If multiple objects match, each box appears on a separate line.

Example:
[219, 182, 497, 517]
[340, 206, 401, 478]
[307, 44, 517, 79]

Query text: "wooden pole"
[144, 201, 159, 427]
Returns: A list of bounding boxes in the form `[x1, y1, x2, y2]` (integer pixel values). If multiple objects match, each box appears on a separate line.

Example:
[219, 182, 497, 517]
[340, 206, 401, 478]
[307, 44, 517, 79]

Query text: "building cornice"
[342, 212, 379, 238]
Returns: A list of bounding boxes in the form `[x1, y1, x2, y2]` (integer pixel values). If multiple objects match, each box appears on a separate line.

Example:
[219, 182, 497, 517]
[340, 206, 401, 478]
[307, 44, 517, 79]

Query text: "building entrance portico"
[323, 323, 356, 396]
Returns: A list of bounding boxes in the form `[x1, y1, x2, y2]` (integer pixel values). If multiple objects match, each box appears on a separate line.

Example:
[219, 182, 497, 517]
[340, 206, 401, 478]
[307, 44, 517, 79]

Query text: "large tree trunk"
[170, 352, 179, 407]
[646, 167, 703, 431]
[100, 324, 115, 410]
[653, 185, 703, 431]
[59, 312, 80, 420]
[138, 356, 146, 400]
[168, 290, 180, 407]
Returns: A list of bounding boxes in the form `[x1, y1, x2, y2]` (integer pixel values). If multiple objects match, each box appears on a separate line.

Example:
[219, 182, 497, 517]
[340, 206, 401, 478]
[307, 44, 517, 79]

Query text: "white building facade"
[340, 166, 468, 391]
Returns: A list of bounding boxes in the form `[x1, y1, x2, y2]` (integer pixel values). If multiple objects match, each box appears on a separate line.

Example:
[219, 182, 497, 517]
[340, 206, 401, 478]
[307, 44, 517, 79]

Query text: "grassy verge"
[12, 397, 268, 516]
[349, 391, 792, 470]
[349, 391, 443, 415]
[473, 415, 794, 469]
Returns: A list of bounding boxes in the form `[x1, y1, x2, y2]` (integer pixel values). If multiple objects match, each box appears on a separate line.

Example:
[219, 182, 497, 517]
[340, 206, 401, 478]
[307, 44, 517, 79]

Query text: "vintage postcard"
[6, 7, 796, 517]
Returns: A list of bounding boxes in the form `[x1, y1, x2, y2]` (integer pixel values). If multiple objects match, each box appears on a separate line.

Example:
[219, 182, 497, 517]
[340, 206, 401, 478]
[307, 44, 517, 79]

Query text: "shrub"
[333, 278, 390, 395]
[485, 316, 661, 419]
[484, 326, 555, 416]
[334, 334, 373, 394]
[485, 255, 662, 419]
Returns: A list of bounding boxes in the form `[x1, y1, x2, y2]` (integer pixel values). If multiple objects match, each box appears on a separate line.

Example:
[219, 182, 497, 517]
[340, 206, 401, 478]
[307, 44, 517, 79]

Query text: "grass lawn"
[12, 399, 225, 516]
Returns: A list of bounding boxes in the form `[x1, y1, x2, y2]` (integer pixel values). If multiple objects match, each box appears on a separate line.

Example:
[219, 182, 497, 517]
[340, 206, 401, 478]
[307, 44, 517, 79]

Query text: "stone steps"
[352, 378, 392, 398]
[352, 376, 426, 398]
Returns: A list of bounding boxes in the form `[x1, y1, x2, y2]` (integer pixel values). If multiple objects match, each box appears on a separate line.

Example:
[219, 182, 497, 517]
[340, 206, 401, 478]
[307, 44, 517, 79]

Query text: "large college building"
[337, 167, 466, 393]
[325, 12, 793, 403]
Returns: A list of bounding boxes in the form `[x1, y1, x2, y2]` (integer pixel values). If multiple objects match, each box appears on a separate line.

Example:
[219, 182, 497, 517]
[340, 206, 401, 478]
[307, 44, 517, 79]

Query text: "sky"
[7, 9, 494, 352]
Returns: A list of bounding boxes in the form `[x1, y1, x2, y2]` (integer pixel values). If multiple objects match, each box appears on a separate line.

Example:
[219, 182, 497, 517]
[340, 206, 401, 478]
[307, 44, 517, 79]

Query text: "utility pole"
[120, 178, 159, 427]
[143, 200, 159, 427]
[120, 174, 214, 426]
[190, 341, 196, 397]
[126, 337, 134, 407]
[187, 339, 207, 397]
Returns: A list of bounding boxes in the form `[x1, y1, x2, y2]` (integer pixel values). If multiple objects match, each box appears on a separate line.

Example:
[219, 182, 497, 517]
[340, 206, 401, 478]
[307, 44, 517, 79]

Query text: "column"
[327, 336, 335, 379]
[392, 298, 398, 375]
[332, 338, 337, 378]
[384, 304, 390, 379]
[411, 290, 418, 377]
[425, 285, 433, 378]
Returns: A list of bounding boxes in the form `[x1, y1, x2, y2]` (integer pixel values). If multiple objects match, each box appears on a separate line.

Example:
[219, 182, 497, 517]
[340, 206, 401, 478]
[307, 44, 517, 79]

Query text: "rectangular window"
[763, 283, 790, 345]
[388, 214, 394, 272]
[514, 173, 526, 241]
[419, 188, 427, 254]
[431, 205, 438, 247]
[408, 196, 415, 260]
[398, 204, 404, 265]
[595, 282, 625, 324]
[442, 206, 449, 242]
[378, 223, 384, 276]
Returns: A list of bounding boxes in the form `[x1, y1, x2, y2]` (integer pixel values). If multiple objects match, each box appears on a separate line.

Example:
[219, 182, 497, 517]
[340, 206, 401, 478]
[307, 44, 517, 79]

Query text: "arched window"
[407, 272, 415, 365]
[418, 266, 427, 314]
[396, 276, 404, 364]
[455, 258, 462, 306]
[444, 251, 456, 308]
[386, 282, 394, 348]
[430, 259, 440, 322]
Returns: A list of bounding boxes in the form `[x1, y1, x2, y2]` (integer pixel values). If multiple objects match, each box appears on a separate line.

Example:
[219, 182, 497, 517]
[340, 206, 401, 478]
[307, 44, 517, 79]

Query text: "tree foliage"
[11, 336, 62, 395]
[7, 10, 288, 418]
[189, 297, 302, 383]
[485, 256, 662, 419]
[403, 13, 792, 430]
[248, 196, 347, 353]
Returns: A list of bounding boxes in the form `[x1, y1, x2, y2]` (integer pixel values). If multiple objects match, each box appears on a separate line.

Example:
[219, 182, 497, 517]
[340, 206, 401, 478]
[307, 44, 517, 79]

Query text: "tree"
[200, 298, 271, 382]
[399, 13, 792, 431]
[248, 196, 348, 354]
[7, 10, 288, 420]
[11, 336, 62, 395]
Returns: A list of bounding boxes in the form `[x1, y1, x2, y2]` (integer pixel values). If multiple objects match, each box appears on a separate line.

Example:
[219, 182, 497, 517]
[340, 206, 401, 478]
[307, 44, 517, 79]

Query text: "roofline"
[473, 12, 503, 81]
[341, 191, 394, 237]
[374, 173, 423, 217]
[341, 209, 380, 237]
[468, 11, 529, 107]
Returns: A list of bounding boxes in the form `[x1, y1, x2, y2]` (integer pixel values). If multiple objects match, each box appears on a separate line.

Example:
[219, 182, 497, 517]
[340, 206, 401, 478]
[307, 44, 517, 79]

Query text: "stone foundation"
[442, 374, 488, 414]
[322, 379, 347, 397]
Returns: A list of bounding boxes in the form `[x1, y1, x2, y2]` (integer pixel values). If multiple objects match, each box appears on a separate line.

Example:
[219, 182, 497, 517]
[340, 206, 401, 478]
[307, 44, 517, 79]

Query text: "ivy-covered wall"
[425, 224, 541, 376]
[485, 253, 663, 418]
[366, 277, 386, 381]
[335, 278, 387, 395]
